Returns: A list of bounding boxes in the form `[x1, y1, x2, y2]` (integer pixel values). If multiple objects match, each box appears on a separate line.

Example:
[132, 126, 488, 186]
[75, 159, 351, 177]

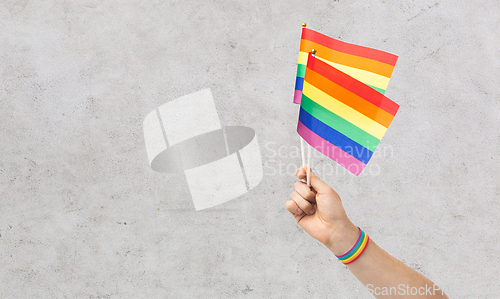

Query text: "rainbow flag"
[297, 53, 399, 175]
[294, 28, 398, 104]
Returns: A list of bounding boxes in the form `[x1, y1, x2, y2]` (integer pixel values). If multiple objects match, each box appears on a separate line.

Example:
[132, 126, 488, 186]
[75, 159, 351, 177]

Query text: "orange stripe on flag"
[300, 39, 395, 78]
[304, 68, 395, 128]
[307, 54, 400, 116]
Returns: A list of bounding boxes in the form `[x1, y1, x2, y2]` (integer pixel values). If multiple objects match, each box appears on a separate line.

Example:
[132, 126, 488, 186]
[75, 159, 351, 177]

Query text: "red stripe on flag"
[306, 53, 400, 116]
[302, 28, 398, 66]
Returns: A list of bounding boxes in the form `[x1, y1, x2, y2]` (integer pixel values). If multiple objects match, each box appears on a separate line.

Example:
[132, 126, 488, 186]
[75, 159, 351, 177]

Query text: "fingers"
[294, 181, 316, 204]
[295, 167, 306, 181]
[290, 191, 315, 215]
[285, 200, 309, 224]
[295, 167, 332, 194]
[285, 200, 303, 215]
[295, 167, 309, 181]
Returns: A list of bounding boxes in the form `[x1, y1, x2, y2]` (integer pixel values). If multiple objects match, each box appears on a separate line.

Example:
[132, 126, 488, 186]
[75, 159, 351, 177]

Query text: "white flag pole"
[305, 48, 317, 187]
[306, 143, 311, 187]
[299, 22, 307, 169]
[300, 111, 305, 168]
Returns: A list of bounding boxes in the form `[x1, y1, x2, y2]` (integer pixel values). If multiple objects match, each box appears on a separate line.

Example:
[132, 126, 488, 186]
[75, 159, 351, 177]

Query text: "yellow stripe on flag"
[302, 81, 388, 140]
[298, 51, 309, 65]
[298, 52, 391, 91]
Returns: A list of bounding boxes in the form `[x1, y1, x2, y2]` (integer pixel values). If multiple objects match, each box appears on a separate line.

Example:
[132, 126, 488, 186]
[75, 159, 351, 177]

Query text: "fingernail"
[297, 208, 303, 214]
[309, 208, 315, 215]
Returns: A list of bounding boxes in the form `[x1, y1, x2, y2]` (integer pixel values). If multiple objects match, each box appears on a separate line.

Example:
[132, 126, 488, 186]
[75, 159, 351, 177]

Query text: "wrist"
[326, 222, 360, 256]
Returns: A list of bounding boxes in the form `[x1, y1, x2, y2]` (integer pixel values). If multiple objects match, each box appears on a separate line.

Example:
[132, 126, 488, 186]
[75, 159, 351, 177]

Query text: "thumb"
[296, 167, 331, 193]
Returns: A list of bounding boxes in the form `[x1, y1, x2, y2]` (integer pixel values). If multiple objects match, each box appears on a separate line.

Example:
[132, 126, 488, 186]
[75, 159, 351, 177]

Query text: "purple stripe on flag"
[294, 90, 302, 104]
[297, 121, 366, 176]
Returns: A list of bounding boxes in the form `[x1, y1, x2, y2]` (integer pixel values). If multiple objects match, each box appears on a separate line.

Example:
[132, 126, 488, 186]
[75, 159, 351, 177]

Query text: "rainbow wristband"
[335, 228, 370, 265]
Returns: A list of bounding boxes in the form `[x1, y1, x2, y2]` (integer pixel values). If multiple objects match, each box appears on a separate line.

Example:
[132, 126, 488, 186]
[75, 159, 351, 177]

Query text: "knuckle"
[301, 201, 312, 210]
[306, 192, 316, 201]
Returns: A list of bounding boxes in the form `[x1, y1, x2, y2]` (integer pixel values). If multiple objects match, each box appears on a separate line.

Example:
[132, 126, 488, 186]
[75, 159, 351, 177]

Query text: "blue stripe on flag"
[299, 107, 373, 164]
[295, 76, 304, 91]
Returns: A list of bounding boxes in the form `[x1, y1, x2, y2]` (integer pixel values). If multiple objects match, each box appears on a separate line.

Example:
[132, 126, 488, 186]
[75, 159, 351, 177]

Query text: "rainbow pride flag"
[294, 28, 398, 104]
[297, 53, 399, 175]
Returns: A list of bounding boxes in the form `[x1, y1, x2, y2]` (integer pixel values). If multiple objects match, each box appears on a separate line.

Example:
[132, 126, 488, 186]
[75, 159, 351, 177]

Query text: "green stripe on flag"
[301, 94, 380, 151]
[296, 64, 306, 78]
[367, 84, 386, 94]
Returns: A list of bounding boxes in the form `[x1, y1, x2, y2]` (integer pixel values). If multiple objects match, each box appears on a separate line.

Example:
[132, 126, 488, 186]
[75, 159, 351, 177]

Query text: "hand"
[285, 167, 359, 255]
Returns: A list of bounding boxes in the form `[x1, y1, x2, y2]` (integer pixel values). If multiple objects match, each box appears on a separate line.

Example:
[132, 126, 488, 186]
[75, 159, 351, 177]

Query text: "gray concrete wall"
[1, 0, 499, 298]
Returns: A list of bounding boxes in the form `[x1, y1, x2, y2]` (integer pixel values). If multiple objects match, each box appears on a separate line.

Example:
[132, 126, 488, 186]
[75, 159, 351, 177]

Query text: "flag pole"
[300, 111, 305, 168]
[299, 22, 307, 170]
[306, 144, 311, 187]
[306, 48, 316, 187]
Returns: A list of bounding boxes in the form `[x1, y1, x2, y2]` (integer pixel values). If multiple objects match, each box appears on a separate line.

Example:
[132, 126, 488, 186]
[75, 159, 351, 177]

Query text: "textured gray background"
[1, 0, 499, 298]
